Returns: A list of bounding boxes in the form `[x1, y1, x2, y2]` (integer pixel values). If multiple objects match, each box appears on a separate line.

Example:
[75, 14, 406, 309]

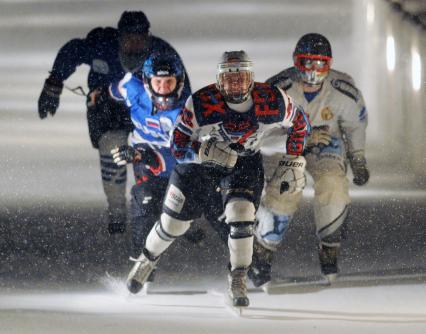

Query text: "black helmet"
[142, 53, 185, 110]
[117, 11, 150, 35]
[117, 11, 152, 73]
[293, 33, 332, 85]
[293, 33, 332, 58]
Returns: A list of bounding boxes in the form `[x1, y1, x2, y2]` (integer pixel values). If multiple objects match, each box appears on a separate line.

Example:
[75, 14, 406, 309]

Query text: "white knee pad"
[255, 205, 291, 251]
[159, 213, 192, 238]
[312, 171, 350, 241]
[225, 199, 255, 223]
[145, 213, 192, 258]
[228, 236, 253, 270]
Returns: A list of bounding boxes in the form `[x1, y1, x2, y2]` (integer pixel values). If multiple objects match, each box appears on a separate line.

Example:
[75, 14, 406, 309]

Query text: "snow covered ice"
[1, 0, 426, 333]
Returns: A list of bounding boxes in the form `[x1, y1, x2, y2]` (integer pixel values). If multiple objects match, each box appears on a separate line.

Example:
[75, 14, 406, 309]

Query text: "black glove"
[111, 145, 160, 168]
[86, 86, 110, 110]
[38, 77, 63, 119]
[111, 145, 139, 166]
[348, 150, 370, 186]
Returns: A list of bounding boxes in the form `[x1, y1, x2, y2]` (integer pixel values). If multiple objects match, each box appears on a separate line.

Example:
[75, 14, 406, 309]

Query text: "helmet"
[142, 53, 185, 111]
[117, 11, 152, 73]
[216, 50, 254, 104]
[293, 33, 332, 85]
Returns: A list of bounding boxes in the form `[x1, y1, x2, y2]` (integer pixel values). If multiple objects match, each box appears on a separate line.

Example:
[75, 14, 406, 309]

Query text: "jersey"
[48, 27, 191, 95]
[113, 73, 190, 177]
[171, 82, 310, 163]
[267, 68, 367, 155]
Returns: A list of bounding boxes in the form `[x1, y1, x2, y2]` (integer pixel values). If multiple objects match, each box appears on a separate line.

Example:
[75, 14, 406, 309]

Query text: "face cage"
[147, 77, 184, 111]
[118, 34, 152, 73]
[217, 70, 254, 104]
[294, 54, 332, 85]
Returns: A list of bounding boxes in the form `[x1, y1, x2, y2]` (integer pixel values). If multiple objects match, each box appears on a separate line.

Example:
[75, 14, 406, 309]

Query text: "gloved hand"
[270, 155, 306, 194]
[112, 145, 160, 168]
[87, 87, 110, 109]
[38, 77, 63, 119]
[111, 145, 139, 166]
[348, 150, 370, 186]
[199, 138, 238, 171]
[306, 125, 331, 147]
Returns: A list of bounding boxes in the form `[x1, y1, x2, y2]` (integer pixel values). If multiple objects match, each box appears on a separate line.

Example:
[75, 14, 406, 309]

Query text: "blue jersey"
[48, 27, 191, 94]
[112, 73, 190, 177]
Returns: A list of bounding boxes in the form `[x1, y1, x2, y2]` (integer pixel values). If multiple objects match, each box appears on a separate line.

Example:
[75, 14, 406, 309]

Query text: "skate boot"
[319, 244, 339, 282]
[228, 267, 250, 308]
[107, 209, 126, 234]
[248, 241, 273, 288]
[127, 249, 159, 294]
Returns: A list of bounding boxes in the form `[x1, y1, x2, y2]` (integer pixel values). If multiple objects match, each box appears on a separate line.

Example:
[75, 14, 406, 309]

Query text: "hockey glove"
[348, 150, 369, 186]
[306, 126, 331, 147]
[38, 77, 63, 119]
[112, 145, 162, 171]
[270, 155, 306, 194]
[199, 138, 238, 172]
[111, 145, 140, 166]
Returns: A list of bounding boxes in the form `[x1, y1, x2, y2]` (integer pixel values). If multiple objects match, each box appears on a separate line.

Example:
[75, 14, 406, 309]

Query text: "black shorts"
[130, 162, 170, 219]
[163, 152, 264, 221]
[86, 89, 133, 148]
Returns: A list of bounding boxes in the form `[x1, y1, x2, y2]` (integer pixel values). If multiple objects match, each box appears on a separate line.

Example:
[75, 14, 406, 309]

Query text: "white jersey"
[265, 67, 367, 154]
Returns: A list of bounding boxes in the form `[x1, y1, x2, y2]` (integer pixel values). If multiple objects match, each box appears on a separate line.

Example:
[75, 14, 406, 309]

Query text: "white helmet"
[216, 50, 254, 103]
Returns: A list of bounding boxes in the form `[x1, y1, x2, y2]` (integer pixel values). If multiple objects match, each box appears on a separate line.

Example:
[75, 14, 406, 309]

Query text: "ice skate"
[127, 249, 159, 294]
[248, 241, 273, 288]
[228, 267, 250, 309]
[107, 209, 126, 234]
[319, 244, 339, 283]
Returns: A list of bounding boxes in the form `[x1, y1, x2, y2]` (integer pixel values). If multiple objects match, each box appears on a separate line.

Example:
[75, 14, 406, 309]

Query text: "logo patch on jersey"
[92, 59, 109, 74]
[321, 107, 334, 121]
[164, 184, 185, 213]
[146, 118, 160, 129]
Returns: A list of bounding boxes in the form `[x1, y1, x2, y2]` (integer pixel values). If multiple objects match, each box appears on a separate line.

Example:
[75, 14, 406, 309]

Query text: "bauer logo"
[279, 160, 304, 168]
[165, 184, 185, 213]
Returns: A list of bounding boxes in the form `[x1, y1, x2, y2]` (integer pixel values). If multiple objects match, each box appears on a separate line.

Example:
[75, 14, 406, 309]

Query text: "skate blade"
[140, 281, 152, 295]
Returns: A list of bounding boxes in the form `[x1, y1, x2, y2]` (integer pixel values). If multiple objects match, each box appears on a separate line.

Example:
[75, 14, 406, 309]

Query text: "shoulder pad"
[331, 78, 360, 102]
[266, 67, 295, 91]
[86, 27, 117, 43]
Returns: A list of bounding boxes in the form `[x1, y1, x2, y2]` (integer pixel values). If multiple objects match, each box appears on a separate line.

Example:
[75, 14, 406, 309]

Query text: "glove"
[112, 145, 161, 168]
[87, 87, 110, 109]
[306, 125, 332, 147]
[270, 155, 306, 194]
[199, 138, 238, 171]
[348, 150, 369, 186]
[111, 145, 139, 166]
[38, 77, 63, 119]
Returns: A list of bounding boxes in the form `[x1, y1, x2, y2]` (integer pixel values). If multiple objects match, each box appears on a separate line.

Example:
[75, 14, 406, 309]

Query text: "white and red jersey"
[171, 82, 311, 163]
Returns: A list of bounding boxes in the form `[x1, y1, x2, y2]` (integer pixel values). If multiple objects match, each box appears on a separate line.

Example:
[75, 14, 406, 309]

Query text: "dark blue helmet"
[142, 53, 185, 110]
[293, 33, 332, 58]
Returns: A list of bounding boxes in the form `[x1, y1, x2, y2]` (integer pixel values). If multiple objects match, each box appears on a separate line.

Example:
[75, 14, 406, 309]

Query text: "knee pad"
[314, 172, 350, 207]
[228, 221, 254, 270]
[316, 204, 349, 244]
[255, 205, 291, 251]
[156, 213, 192, 241]
[225, 199, 255, 223]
